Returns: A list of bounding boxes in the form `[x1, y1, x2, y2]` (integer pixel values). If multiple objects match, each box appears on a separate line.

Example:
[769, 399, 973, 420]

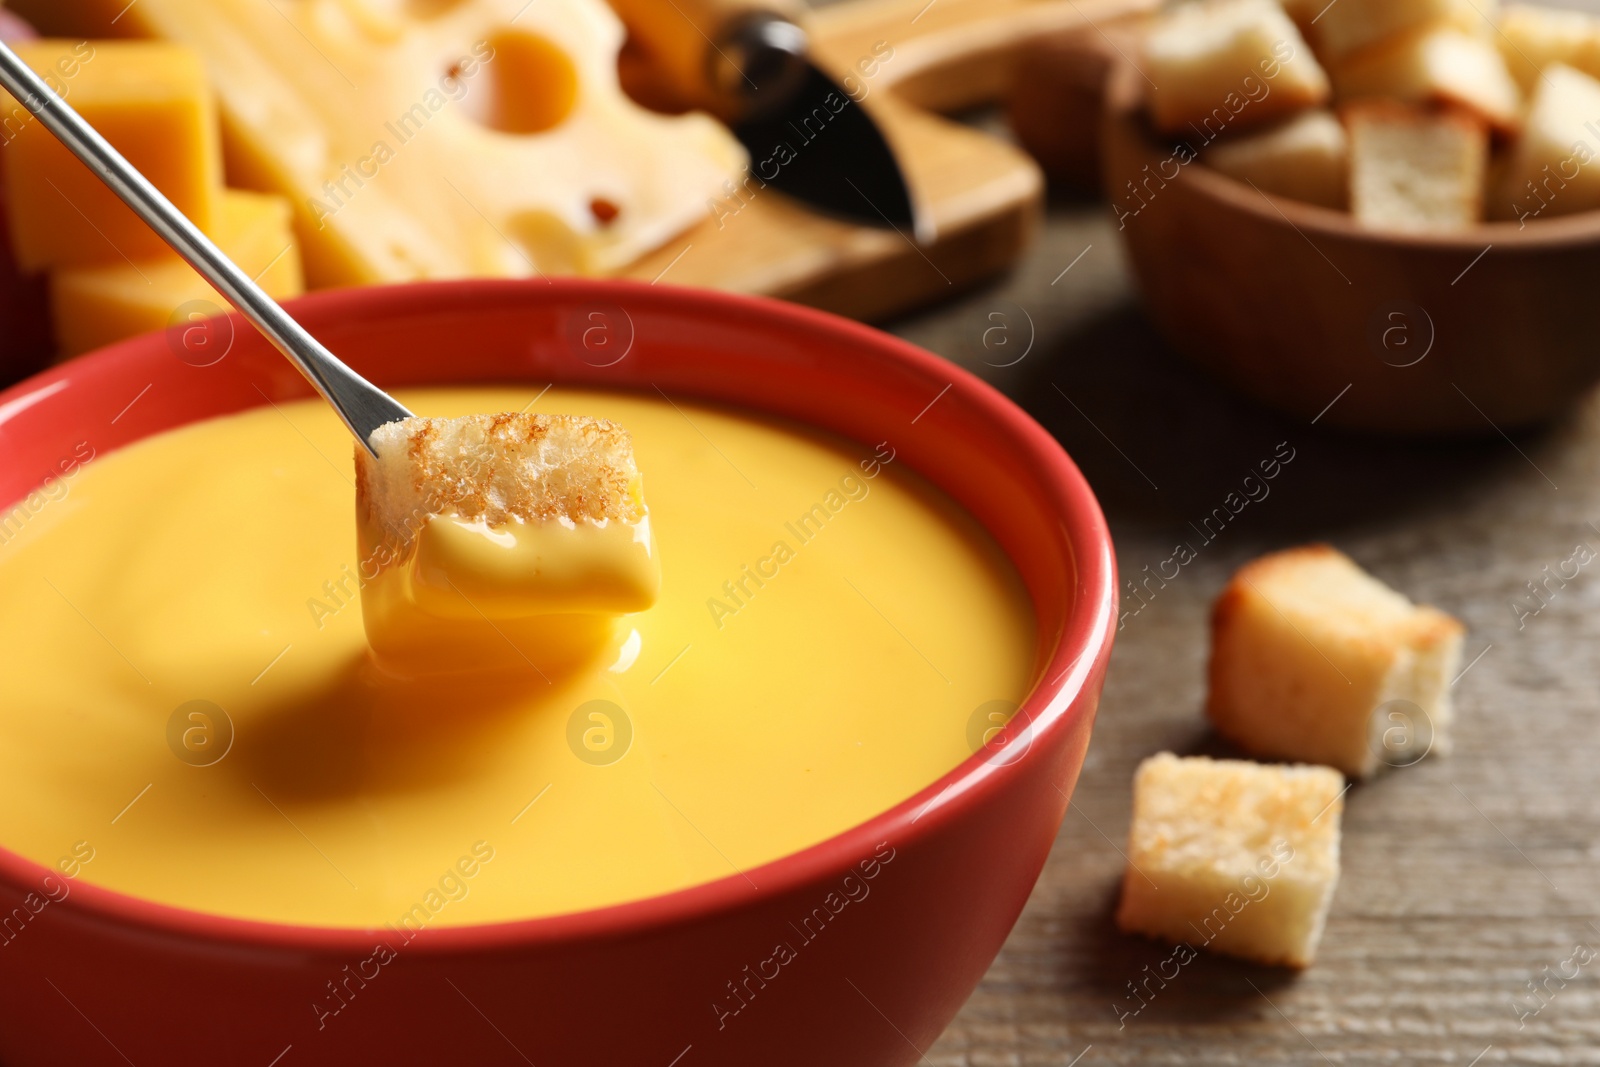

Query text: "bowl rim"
[0, 278, 1117, 956]
[1104, 61, 1600, 250]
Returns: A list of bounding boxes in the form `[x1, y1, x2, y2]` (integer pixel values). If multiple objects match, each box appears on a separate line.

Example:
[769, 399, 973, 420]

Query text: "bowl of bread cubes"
[1103, 0, 1600, 435]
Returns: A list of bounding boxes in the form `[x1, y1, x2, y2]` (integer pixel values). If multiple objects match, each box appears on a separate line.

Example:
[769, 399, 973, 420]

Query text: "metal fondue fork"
[0, 41, 411, 456]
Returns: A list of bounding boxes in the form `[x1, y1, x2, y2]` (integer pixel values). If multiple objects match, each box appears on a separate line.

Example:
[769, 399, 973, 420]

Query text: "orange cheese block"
[2, 39, 222, 272]
[49, 189, 302, 357]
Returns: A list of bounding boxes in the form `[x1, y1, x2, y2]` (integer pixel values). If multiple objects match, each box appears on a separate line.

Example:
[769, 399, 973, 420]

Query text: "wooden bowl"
[1102, 61, 1600, 436]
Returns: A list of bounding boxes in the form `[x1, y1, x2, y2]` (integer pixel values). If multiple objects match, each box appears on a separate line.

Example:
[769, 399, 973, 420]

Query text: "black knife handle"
[710, 11, 810, 121]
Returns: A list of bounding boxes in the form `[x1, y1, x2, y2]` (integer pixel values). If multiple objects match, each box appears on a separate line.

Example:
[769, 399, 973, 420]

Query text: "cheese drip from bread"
[355, 412, 659, 675]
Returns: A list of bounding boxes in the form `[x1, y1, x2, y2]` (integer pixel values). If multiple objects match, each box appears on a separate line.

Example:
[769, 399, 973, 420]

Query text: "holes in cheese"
[8, 0, 747, 286]
[460, 29, 580, 135]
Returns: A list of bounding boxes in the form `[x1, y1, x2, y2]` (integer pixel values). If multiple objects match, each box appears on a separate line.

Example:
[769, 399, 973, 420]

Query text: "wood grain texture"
[881, 182, 1600, 1066]
[620, 0, 1156, 320]
[1007, 19, 1149, 194]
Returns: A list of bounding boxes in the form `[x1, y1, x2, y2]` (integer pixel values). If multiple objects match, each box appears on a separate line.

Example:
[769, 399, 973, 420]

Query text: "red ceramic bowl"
[0, 281, 1115, 1067]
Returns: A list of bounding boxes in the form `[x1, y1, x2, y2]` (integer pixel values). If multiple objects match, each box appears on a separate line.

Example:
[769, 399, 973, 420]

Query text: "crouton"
[1144, 0, 1331, 136]
[1207, 544, 1464, 777]
[1116, 753, 1344, 968]
[1275, 0, 1324, 37]
[357, 413, 647, 560]
[1496, 2, 1600, 91]
[1206, 108, 1349, 207]
[1501, 63, 1600, 222]
[1311, 0, 1495, 62]
[1345, 101, 1488, 232]
[1332, 25, 1522, 132]
[354, 413, 659, 674]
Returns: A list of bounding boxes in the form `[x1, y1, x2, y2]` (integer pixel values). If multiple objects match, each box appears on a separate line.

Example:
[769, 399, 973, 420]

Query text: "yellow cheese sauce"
[361, 510, 664, 676]
[0, 387, 1035, 928]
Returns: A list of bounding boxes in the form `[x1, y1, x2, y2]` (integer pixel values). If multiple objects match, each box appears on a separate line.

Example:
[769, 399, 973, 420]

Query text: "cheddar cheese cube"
[1207, 544, 1464, 776]
[1, 40, 222, 272]
[49, 190, 302, 357]
[1115, 753, 1344, 969]
[1143, 0, 1331, 136]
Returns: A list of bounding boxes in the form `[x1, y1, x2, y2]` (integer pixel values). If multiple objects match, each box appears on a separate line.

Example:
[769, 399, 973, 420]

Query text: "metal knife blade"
[731, 60, 923, 238]
[605, 0, 923, 237]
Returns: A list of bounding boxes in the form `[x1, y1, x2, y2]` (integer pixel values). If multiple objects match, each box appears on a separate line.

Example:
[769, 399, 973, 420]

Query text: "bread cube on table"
[1346, 101, 1488, 233]
[1207, 545, 1464, 777]
[1501, 63, 1600, 221]
[1496, 3, 1600, 91]
[1143, 0, 1331, 136]
[1, 40, 223, 272]
[1116, 753, 1344, 969]
[1206, 109, 1348, 208]
[1332, 25, 1523, 132]
[1312, 0, 1495, 62]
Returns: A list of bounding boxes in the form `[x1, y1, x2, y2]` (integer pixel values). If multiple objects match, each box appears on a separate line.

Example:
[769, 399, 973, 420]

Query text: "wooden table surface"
[880, 154, 1600, 1067]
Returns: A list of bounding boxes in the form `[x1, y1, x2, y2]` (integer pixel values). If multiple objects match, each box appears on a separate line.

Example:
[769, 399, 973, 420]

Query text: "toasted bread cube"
[1144, 0, 1330, 136]
[1312, 0, 1494, 61]
[1275, 0, 1324, 36]
[49, 190, 303, 358]
[359, 414, 648, 535]
[2, 40, 223, 272]
[1501, 64, 1600, 222]
[1116, 753, 1344, 969]
[1332, 25, 1522, 132]
[1496, 3, 1600, 91]
[1346, 102, 1488, 233]
[1207, 545, 1464, 777]
[355, 413, 660, 674]
[1207, 109, 1348, 207]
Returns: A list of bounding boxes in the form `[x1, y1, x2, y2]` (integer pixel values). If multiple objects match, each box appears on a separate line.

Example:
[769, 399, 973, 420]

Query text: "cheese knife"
[607, 0, 923, 237]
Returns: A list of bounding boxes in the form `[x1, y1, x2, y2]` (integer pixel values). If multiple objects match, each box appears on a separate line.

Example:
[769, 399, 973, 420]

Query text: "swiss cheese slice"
[15, 0, 747, 285]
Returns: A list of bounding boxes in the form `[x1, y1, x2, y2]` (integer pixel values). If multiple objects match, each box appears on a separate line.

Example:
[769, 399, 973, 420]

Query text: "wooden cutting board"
[619, 0, 1157, 320]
